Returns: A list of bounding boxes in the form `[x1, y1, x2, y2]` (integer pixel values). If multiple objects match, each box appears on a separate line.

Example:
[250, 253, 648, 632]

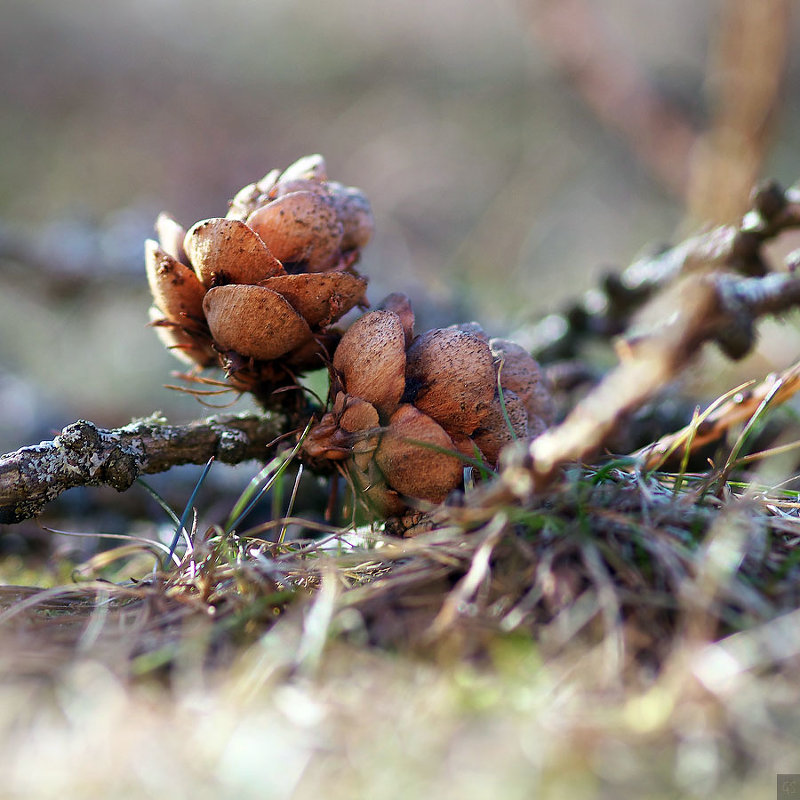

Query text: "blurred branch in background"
[522, 0, 698, 198]
[688, 0, 791, 224]
[0, 209, 151, 297]
[522, 0, 791, 224]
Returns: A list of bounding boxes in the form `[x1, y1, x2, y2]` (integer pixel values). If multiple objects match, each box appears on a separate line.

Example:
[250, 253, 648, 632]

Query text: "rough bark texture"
[0, 413, 289, 524]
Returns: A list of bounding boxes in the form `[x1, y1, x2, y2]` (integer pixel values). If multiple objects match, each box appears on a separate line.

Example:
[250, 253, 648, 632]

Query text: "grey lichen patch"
[58, 421, 102, 452]
[103, 449, 141, 491]
[214, 428, 251, 462]
[53, 422, 144, 489]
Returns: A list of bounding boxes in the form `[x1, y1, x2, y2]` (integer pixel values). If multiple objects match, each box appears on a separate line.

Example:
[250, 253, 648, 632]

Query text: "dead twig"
[427, 513, 508, 637]
[530, 181, 800, 361]
[528, 270, 800, 482]
[0, 412, 290, 524]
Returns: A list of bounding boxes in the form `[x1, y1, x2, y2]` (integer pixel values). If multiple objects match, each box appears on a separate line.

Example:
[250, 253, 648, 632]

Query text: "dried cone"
[145, 240, 205, 324]
[261, 273, 368, 328]
[307, 298, 553, 515]
[145, 154, 373, 402]
[184, 218, 283, 287]
[148, 306, 216, 367]
[304, 392, 380, 464]
[246, 191, 343, 273]
[202, 285, 312, 361]
[378, 293, 415, 347]
[489, 338, 556, 426]
[471, 389, 529, 465]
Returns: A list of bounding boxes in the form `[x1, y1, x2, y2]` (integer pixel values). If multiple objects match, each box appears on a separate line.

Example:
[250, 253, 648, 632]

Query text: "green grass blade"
[164, 456, 215, 569]
[136, 478, 181, 528]
[225, 423, 311, 533]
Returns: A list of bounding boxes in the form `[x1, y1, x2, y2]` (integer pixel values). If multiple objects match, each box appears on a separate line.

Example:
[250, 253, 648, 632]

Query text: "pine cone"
[304, 295, 554, 514]
[145, 154, 372, 402]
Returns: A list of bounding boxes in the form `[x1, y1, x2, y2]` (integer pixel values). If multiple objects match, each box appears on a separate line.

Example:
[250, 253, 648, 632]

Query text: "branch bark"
[0, 412, 290, 524]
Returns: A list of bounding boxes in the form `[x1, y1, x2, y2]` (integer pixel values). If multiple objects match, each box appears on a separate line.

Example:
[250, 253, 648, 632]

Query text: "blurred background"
[2, 0, 800, 455]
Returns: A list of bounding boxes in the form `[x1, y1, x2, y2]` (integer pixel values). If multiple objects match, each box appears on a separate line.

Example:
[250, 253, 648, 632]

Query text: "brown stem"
[0, 412, 292, 524]
[528, 269, 800, 483]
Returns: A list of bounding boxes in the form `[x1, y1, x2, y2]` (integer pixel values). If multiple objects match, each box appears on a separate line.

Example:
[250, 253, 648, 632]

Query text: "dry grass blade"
[635, 360, 800, 470]
[428, 513, 507, 637]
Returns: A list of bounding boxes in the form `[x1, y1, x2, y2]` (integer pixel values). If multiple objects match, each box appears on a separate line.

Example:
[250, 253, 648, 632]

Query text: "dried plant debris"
[11, 444, 800, 680]
[146, 154, 372, 404]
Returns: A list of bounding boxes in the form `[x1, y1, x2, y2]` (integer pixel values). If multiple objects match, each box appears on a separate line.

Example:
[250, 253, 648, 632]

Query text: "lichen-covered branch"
[0, 413, 290, 524]
[532, 268, 800, 473]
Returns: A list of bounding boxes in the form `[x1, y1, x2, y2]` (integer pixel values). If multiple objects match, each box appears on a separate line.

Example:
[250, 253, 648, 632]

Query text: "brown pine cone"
[304, 295, 555, 514]
[145, 154, 372, 402]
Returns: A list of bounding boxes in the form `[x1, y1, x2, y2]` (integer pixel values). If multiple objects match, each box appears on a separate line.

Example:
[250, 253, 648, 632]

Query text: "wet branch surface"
[0, 413, 289, 524]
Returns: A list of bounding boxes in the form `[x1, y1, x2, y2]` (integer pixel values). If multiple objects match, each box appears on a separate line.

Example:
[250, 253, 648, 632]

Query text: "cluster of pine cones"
[146, 155, 553, 513]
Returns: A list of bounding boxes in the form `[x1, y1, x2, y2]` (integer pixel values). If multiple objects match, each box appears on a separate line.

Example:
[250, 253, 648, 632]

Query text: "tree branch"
[529, 181, 800, 361]
[0, 412, 291, 524]
[479, 264, 800, 512]
[526, 269, 800, 482]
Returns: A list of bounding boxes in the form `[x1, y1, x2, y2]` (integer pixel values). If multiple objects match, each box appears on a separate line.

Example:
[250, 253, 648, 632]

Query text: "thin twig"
[476, 266, 800, 514]
[528, 181, 800, 362]
[529, 270, 800, 479]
